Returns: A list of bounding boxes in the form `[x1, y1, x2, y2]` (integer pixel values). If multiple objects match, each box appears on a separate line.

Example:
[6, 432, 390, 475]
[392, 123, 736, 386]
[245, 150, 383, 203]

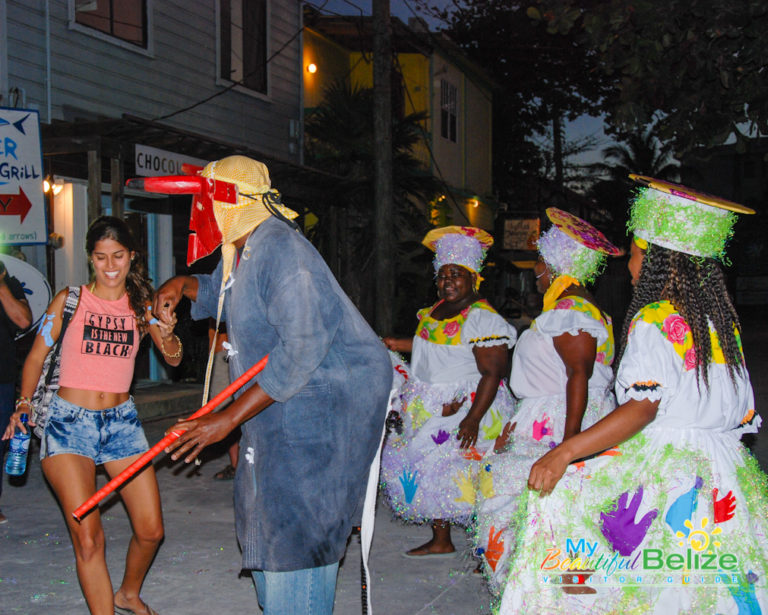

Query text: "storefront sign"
[503, 217, 540, 251]
[135, 144, 207, 177]
[0, 108, 45, 245]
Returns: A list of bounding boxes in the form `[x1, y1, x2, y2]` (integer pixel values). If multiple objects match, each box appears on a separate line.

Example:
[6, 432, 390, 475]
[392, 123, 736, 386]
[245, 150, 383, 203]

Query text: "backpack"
[30, 286, 80, 438]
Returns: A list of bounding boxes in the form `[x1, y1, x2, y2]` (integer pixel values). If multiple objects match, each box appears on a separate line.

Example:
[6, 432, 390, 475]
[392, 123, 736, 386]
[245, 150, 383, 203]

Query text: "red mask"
[125, 165, 238, 265]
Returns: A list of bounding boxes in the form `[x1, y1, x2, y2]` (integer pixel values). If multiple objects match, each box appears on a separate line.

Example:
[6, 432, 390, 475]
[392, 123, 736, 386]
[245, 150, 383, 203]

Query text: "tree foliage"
[529, 0, 768, 154]
[416, 0, 612, 200]
[304, 79, 438, 327]
[588, 129, 680, 241]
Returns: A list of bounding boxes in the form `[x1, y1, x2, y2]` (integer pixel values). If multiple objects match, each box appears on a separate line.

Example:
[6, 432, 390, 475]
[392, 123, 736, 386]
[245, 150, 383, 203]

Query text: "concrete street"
[2, 308, 767, 614]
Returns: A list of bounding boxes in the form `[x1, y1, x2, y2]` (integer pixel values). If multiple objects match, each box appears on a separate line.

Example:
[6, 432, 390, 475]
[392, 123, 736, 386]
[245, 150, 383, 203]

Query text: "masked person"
[499, 177, 768, 614]
[153, 156, 391, 615]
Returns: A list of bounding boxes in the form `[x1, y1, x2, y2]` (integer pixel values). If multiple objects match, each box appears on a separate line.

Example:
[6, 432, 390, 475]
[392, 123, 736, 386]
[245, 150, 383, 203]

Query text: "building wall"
[302, 28, 350, 110]
[430, 50, 493, 198]
[4, 0, 303, 162]
[463, 77, 492, 197]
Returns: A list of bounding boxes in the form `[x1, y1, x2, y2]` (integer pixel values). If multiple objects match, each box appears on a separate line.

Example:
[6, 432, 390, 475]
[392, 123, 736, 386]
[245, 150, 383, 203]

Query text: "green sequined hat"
[628, 175, 754, 260]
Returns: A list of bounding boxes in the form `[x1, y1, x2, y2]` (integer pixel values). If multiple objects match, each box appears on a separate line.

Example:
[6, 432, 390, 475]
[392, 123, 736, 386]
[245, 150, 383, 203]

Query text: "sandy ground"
[0, 414, 490, 615]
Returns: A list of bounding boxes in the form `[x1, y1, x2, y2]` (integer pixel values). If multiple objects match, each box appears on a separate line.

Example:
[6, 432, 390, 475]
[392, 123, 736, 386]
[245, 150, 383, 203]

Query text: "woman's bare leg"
[42, 454, 114, 615]
[105, 456, 164, 615]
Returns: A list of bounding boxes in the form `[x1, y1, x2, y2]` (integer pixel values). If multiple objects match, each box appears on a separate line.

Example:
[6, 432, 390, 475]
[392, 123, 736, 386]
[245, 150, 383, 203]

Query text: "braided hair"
[85, 216, 154, 332]
[617, 244, 743, 388]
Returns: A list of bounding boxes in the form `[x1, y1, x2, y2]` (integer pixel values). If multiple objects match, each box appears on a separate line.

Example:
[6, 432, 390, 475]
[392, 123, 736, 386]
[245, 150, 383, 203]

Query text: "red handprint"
[485, 525, 505, 572]
[713, 487, 736, 523]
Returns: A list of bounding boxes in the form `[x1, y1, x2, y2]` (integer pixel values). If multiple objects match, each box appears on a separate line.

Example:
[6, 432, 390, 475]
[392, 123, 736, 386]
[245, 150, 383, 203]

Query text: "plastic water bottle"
[5, 413, 30, 476]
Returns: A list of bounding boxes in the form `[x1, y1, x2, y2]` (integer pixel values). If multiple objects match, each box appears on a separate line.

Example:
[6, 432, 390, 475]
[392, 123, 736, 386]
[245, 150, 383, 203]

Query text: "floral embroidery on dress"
[629, 301, 743, 370]
[415, 299, 497, 346]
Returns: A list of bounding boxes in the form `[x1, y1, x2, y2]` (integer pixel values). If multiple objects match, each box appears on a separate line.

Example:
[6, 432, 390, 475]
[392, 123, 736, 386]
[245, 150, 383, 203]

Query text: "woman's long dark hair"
[617, 244, 743, 388]
[86, 216, 153, 330]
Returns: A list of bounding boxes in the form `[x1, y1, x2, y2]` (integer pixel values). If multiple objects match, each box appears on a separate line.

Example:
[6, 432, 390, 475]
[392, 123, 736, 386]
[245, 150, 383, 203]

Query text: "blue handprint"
[399, 468, 419, 504]
[665, 476, 703, 537]
[37, 313, 55, 347]
[600, 486, 659, 556]
[723, 571, 761, 615]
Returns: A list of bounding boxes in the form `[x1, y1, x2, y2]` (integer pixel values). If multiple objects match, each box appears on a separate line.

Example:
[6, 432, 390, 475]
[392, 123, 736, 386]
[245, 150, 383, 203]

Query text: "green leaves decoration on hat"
[629, 188, 737, 261]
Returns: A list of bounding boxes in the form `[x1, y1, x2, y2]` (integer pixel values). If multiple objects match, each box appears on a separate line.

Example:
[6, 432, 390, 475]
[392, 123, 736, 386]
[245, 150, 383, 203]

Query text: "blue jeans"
[0, 381, 15, 499]
[251, 562, 339, 615]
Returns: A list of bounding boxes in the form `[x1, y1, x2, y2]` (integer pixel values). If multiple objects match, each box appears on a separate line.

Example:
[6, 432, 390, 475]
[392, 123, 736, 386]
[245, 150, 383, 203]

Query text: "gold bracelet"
[161, 334, 182, 359]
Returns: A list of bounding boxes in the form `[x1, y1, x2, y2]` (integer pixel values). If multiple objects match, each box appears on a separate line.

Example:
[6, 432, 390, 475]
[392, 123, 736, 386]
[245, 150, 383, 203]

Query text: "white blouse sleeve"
[535, 306, 609, 347]
[461, 307, 518, 348]
[615, 320, 680, 404]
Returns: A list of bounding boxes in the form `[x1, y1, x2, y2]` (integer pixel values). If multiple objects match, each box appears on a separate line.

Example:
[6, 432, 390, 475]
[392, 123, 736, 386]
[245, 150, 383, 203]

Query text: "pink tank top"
[58, 286, 139, 393]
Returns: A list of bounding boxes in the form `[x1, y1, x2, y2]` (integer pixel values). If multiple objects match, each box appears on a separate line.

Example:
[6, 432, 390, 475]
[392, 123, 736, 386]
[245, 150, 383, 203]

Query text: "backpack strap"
[43, 286, 80, 386]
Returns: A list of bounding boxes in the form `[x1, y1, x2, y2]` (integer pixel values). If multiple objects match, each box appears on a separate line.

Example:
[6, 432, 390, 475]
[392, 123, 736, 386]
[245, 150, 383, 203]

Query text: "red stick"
[72, 355, 269, 521]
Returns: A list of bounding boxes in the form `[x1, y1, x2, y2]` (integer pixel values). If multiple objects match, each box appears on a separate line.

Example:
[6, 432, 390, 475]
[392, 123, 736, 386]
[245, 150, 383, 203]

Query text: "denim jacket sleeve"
[256, 270, 342, 402]
[190, 263, 225, 322]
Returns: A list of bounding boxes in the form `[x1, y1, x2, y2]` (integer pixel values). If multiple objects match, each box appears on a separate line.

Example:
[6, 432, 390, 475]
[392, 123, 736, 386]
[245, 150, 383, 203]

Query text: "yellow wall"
[303, 29, 352, 109]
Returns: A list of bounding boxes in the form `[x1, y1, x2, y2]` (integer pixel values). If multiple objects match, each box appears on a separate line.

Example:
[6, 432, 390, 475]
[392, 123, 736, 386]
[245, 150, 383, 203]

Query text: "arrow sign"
[0, 187, 32, 223]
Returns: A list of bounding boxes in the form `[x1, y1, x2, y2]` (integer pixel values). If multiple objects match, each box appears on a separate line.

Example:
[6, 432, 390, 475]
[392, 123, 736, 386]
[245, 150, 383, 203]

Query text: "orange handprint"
[713, 487, 736, 523]
[460, 446, 482, 460]
[485, 525, 505, 572]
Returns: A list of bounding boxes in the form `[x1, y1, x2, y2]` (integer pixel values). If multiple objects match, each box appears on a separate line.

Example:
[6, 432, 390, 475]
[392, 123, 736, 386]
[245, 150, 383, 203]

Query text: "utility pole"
[373, 0, 394, 334]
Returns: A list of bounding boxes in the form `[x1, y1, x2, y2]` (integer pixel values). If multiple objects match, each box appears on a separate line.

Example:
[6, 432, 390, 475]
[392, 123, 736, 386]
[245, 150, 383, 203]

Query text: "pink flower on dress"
[443, 320, 460, 337]
[555, 298, 575, 310]
[419, 327, 430, 340]
[595, 352, 606, 364]
[684, 347, 698, 371]
[662, 314, 690, 345]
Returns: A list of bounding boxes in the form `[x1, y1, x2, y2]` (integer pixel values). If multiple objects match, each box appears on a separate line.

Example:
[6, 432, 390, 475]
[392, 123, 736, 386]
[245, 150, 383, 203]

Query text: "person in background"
[381, 226, 517, 558]
[500, 177, 768, 613]
[0, 258, 32, 524]
[473, 208, 620, 589]
[207, 321, 238, 481]
[3, 217, 182, 615]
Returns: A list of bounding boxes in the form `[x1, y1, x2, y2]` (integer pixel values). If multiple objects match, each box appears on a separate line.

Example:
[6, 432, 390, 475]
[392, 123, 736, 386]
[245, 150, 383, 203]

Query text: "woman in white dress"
[474, 207, 620, 590]
[381, 226, 517, 558]
[500, 176, 767, 614]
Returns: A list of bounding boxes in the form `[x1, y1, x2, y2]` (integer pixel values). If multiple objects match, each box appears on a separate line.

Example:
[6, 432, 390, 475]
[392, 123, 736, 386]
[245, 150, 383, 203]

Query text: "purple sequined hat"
[422, 226, 494, 274]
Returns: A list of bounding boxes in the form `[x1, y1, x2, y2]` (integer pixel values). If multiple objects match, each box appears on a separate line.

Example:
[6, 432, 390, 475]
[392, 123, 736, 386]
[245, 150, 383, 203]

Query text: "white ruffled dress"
[474, 295, 617, 591]
[498, 300, 768, 614]
[380, 300, 517, 524]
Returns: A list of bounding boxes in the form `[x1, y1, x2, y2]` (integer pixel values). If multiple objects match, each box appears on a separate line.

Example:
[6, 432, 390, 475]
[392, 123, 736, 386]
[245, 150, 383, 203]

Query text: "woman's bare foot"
[405, 539, 456, 557]
[114, 590, 158, 615]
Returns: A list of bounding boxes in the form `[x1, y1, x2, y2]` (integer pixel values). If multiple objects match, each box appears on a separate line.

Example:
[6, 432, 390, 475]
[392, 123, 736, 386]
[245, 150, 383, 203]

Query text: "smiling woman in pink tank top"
[3, 216, 182, 615]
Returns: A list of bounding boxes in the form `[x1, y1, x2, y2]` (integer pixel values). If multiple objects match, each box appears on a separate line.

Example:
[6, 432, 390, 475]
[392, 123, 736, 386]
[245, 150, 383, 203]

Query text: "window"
[74, 0, 147, 48]
[440, 80, 457, 143]
[220, 0, 268, 95]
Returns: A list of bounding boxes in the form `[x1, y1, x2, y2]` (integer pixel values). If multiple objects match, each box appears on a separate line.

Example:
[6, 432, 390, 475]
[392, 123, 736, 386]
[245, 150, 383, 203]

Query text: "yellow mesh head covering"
[198, 156, 299, 407]
[201, 155, 299, 285]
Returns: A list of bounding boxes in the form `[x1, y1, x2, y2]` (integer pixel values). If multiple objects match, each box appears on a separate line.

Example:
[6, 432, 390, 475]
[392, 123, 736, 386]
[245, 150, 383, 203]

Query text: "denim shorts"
[41, 394, 149, 464]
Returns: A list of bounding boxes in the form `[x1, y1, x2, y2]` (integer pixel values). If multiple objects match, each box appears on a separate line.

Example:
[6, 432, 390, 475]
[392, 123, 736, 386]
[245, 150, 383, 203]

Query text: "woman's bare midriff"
[58, 387, 130, 411]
